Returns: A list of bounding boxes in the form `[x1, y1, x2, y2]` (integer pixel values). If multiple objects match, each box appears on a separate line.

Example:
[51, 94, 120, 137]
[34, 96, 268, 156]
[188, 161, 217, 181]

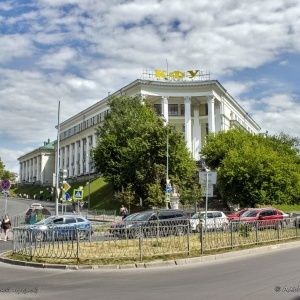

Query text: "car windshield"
[242, 210, 259, 217]
[34, 216, 57, 225]
[191, 213, 199, 219]
[124, 214, 139, 221]
[133, 211, 154, 221]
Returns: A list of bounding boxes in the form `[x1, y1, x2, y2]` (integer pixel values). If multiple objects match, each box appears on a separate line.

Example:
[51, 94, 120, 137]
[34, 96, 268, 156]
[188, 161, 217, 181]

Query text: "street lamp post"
[205, 167, 209, 230]
[87, 153, 91, 211]
[161, 114, 169, 209]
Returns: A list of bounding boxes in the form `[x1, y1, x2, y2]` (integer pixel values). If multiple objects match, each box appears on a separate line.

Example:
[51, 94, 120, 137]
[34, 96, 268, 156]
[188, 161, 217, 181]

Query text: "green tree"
[1, 170, 11, 180]
[0, 158, 5, 179]
[200, 128, 300, 207]
[93, 96, 197, 208]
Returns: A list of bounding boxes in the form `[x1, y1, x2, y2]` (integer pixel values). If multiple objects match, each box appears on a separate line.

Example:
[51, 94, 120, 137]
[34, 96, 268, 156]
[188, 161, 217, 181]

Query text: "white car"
[190, 211, 229, 232]
[30, 203, 43, 209]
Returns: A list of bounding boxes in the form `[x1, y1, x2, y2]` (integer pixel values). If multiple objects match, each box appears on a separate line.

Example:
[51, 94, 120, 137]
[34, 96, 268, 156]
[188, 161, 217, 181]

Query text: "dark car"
[115, 209, 190, 239]
[28, 215, 92, 241]
[25, 207, 51, 224]
[110, 212, 140, 236]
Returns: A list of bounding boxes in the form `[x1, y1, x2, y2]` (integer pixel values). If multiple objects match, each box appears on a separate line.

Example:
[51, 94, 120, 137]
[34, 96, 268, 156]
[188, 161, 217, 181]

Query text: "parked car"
[27, 215, 92, 241]
[110, 212, 140, 235]
[278, 210, 290, 226]
[30, 203, 43, 209]
[240, 208, 284, 229]
[226, 208, 249, 221]
[190, 211, 229, 232]
[115, 209, 190, 239]
[25, 207, 51, 224]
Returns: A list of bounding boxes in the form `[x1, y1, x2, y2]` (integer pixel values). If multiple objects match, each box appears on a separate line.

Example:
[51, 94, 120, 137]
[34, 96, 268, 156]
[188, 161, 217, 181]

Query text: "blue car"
[28, 215, 92, 241]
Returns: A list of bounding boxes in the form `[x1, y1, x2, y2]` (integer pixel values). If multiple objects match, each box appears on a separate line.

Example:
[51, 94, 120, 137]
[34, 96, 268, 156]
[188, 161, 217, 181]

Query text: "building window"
[74, 126, 77, 134]
[182, 125, 185, 132]
[64, 131, 67, 138]
[69, 129, 71, 136]
[206, 123, 209, 135]
[180, 104, 185, 116]
[153, 104, 162, 115]
[169, 104, 178, 116]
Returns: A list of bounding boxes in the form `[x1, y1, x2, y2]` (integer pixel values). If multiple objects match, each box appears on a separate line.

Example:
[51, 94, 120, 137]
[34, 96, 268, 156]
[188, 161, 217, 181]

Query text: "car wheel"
[35, 231, 45, 242]
[131, 229, 144, 239]
[276, 221, 282, 230]
[176, 226, 185, 236]
[221, 223, 228, 231]
[78, 230, 87, 240]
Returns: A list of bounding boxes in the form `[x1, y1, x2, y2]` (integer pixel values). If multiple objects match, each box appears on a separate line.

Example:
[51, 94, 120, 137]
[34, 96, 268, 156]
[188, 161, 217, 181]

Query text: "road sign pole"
[5, 193, 7, 215]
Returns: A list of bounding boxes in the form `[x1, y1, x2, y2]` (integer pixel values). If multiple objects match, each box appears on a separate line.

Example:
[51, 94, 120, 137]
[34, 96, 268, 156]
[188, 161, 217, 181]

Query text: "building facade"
[57, 70, 261, 181]
[18, 139, 55, 185]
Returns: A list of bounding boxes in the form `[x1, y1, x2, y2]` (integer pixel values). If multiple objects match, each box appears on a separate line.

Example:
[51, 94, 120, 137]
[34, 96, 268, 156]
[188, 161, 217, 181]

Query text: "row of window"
[62, 110, 109, 140]
[61, 103, 209, 140]
[154, 103, 208, 116]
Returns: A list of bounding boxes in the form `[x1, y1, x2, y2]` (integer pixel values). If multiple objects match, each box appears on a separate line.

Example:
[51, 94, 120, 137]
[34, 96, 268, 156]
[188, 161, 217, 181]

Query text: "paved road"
[1, 243, 300, 299]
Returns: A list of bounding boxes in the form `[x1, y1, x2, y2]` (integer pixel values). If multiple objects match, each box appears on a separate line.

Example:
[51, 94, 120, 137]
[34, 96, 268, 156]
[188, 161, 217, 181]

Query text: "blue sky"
[0, 0, 300, 173]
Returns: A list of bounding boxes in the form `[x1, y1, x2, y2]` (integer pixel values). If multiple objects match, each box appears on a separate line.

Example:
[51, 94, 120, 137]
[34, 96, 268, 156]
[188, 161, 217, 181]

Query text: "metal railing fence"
[10, 217, 300, 263]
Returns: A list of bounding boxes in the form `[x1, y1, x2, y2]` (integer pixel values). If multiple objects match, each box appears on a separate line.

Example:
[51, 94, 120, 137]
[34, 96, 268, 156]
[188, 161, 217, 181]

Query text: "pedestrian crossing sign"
[73, 189, 84, 200]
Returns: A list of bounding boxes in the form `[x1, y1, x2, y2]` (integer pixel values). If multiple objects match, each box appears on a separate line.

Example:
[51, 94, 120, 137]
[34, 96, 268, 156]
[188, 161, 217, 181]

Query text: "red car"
[240, 208, 284, 229]
[227, 208, 249, 221]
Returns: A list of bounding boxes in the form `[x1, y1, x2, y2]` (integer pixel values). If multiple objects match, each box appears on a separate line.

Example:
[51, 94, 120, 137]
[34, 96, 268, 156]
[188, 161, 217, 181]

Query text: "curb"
[1, 240, 300, 270]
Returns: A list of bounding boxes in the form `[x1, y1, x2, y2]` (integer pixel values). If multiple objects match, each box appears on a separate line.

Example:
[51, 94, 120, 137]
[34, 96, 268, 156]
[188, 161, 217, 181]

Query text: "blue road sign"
[1, 180, 11, 190]
[65, 192, 70, 201]
[166, 186, 171, 193]
[73, 189, 83, 200]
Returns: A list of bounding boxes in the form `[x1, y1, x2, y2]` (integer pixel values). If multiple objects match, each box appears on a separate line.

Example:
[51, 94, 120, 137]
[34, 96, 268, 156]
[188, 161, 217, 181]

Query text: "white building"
[18, 139, 55, 185]
[57, 69, 260, 180]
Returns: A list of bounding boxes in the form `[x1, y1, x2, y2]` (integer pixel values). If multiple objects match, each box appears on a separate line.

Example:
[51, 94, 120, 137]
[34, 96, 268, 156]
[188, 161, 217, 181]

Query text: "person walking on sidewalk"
[1, 214, 12, 242]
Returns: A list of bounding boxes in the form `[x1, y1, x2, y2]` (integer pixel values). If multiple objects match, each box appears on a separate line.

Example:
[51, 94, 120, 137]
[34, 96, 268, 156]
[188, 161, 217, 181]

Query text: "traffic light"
[59, 169, 68, 187]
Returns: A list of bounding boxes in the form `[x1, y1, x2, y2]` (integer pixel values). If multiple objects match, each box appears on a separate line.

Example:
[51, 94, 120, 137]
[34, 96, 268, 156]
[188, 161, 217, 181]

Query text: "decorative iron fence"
[10, 217, 300, 263]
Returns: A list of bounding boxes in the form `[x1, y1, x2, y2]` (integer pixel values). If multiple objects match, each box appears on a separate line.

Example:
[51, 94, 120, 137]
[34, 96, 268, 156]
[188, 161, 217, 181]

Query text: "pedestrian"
[121, 206, 128, 220]
[29, 208, 37, 225]
[1, 214, 12, 242]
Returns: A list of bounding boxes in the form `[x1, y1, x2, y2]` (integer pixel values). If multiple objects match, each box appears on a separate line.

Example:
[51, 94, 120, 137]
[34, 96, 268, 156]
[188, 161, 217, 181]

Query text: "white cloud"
[1, 0, 300, 173]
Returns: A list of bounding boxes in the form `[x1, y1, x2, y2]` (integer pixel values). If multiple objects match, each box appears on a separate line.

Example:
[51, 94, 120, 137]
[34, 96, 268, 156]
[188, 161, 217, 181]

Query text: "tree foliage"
[93, 96, 197, 208]
[200, 128, 300, 207]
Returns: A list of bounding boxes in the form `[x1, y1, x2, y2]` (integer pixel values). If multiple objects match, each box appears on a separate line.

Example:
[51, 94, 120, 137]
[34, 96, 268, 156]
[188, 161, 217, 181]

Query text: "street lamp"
[87, 153, 91, 211]
[161, 114, 169, 209]
[204, 166, 210, 231]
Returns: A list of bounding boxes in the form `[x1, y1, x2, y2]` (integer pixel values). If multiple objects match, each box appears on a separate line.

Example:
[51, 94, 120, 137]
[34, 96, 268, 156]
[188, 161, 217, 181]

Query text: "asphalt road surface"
[1, 240, 300, 299]
[1, 197, 300, 300]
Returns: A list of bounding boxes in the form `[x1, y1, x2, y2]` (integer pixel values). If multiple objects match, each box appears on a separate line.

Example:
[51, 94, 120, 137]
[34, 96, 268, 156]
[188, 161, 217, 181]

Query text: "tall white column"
[59, 148, 63, 170]
[215, 101, 221, 132]
[207, 96, 215, 133]
[161, 96, 169, 122]
[40, 156, 44, 184]
[184, 96, 192, 152]
[92, 134, 96, 148]
[74, 141, 79, 176]
[193, 106, 201, 160]
[37, 155, 41, 181]
[64, 146, 68, 171]
[28, 159, 32, 181]
[69, 143, 73, 177]
[80, 139, 84, 174]
[140, 94, 147, 105]
[86, 137, 91, 174]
